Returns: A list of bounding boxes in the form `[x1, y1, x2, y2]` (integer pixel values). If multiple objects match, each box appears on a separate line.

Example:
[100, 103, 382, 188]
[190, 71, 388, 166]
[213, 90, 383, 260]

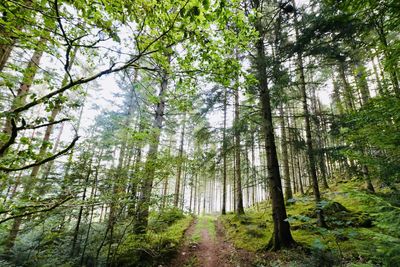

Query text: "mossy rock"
[305, 201, 348, 216]
[304, 201, 373, 228]
[351, 212, 373, 227]
[323, 201, 349, 215]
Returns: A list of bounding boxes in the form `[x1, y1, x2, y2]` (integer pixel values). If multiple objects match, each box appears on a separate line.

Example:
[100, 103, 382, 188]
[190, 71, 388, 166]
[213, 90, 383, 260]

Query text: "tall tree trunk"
[338, 62, 355, 112]
[181, 163, 187, 210]
[193, 173, 198, 214]
[174, 115, 186, 207]
[234, 86, 245, 215]
[80, 149, 102, 265]
[375, 27, 400, 96]
[71, 156, 94, 257]
[353, 61, 370, 105]
[253, 13, 295, 249]
[371, 56, 384, 95]
[134, 70, 167, 234]
[292, 0, 326, 227]
[222, 88, 228, 215]
[251, 129, 256, 206]
[311, 91, 329, 189]
[2, 37, 49, 252]
[279, 104, 292, 201]
[2, 36, 46, 140]
[24, 46, 78, 193]
[297, 47, 326, 228]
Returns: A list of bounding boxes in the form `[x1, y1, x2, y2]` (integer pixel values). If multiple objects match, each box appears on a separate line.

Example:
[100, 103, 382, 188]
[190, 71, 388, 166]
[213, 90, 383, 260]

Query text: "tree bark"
[174, 115, 186, 207]
[222, 88, 228, 215]
[279, 104, 292, 201]
[2, 36, 46, 138]
[253, 13, 295, 249]
[234, 86, 245, 215]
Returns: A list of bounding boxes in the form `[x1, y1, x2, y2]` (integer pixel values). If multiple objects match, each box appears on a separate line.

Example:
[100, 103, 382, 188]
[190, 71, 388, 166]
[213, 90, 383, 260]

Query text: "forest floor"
[168, 215, 253, 267]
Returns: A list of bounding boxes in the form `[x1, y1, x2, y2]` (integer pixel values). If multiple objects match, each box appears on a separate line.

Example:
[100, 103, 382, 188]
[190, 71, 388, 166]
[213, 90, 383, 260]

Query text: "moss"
[221, 181, 400, 266]
[221, 213, 271, 252]
[114, 216, 193, 266]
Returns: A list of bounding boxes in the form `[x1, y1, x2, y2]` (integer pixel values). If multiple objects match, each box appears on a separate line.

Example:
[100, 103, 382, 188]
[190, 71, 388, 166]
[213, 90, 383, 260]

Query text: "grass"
[221, 180, 400, 266]
[191, 215, 216, 243]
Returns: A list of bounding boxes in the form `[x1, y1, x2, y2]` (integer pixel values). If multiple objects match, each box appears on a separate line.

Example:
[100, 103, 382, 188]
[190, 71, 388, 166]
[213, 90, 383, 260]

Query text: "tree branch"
[0, 136, 79, 172]
[0, 118, 25, 157]
[0, 196, 74, 224]
[25, 118, 70, 130]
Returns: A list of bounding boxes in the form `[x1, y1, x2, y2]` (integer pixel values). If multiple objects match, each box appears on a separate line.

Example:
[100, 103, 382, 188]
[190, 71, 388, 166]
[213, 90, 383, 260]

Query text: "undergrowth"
[114, 214, 193, 267]
[221, 180, 400, 266]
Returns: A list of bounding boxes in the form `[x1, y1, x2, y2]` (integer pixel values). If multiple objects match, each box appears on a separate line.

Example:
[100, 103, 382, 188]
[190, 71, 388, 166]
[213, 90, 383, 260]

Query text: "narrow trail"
[169, 216, 253, 267]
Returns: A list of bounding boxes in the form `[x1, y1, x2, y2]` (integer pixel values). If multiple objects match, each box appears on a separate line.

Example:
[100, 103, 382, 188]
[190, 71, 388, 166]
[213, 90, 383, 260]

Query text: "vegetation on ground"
[221, 180, 400, 266]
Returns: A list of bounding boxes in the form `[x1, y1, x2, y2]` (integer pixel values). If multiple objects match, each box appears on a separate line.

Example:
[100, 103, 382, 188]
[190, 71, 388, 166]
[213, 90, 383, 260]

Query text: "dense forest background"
[0, 0, 399, 266]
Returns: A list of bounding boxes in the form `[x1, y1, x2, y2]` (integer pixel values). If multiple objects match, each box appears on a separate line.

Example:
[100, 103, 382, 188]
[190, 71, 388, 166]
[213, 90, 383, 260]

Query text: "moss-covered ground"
[221, 180, 400, 266]
[114, 208, 194, 267]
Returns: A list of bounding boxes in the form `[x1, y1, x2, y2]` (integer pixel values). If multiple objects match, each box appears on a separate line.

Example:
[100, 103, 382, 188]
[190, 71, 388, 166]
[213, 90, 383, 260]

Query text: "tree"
[251, 0, 296, 250]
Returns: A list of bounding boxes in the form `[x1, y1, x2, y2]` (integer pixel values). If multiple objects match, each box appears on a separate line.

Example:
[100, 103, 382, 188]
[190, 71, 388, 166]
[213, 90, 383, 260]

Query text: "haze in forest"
[0, 0, 399, 266]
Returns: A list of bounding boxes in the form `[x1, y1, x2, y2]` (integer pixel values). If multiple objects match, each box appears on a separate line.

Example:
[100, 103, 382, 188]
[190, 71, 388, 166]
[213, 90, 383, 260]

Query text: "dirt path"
[169, 216, 253, 267]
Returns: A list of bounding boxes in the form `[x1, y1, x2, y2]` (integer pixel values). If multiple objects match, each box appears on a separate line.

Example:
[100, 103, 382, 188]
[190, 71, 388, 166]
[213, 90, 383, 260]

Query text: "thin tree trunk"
[297, 47, 326, 228]
[80, 150, 102, 265]
[279, 104, 292, 201]
[71, 156, 94, 257]
[174, 115, 186, 207]
[292, 0, 326, 226]
[234, 86, 245, 215]
[222, 88, 228, 215]
[338, 62, 355, 112]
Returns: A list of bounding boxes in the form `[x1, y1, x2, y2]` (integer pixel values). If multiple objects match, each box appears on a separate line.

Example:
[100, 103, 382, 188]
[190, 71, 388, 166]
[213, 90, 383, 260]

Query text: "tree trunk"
[297, 49, 326, 228]
[0, 0, 35, 72]
[353, 61, 370, 105]
[254, 15, 295, 250]
[71, 156, 93, 257]
[134, 70, 167, 234]
[234, 86, 245, 215]
[174, 115, 186, 207]
[222, 88, 228, 215]
[279, 104, 292, 201]
[338, 62, 355, 112]
[2, 36, 46, 140]
[292, 0, 326, 226]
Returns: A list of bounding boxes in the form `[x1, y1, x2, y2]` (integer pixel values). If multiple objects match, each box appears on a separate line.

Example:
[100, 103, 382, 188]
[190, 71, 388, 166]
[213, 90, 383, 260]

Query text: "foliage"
[337, 96, 400, 185]
[114, 216, 193, 267]
[148, 207, 186, 232]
